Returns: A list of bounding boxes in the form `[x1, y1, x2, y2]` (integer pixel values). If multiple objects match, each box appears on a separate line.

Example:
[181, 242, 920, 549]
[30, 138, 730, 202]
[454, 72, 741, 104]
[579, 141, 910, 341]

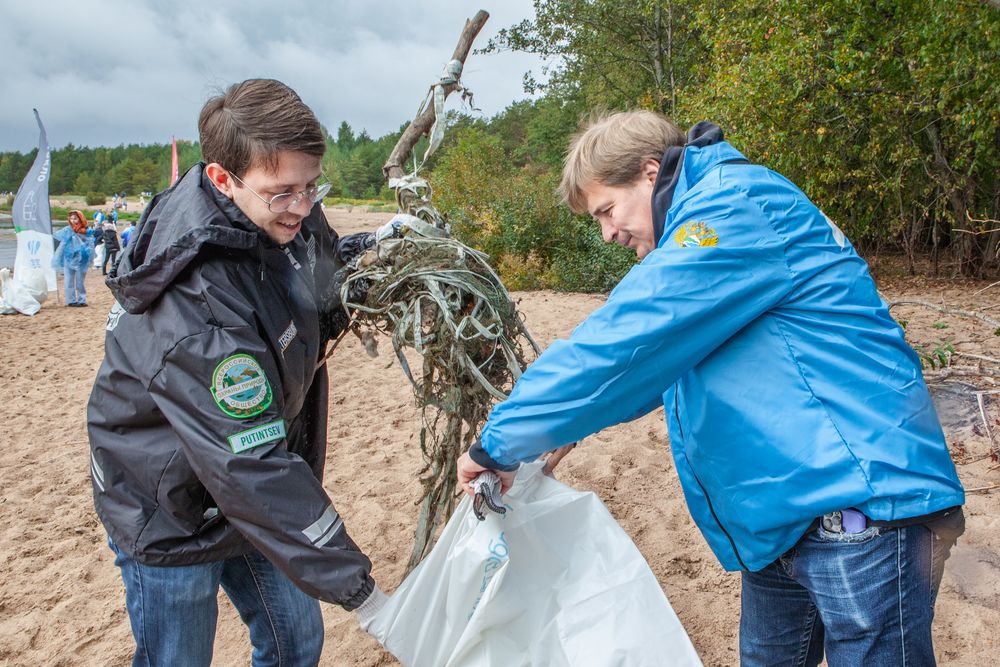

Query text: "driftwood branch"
[887, 299, 1000, 329]
[382, 10, 490, 182]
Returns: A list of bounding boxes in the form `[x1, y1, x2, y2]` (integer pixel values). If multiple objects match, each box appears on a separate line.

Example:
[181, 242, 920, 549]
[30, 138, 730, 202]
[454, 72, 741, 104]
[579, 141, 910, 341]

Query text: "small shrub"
[496, 252, 551, 291]
[85, 192, 105, 206]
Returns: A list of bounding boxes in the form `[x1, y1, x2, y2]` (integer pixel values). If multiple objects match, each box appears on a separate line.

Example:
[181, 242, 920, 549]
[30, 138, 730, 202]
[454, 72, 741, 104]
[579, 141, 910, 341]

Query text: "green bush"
[431, 126, 635, 292]
[85, 192, 105, 206]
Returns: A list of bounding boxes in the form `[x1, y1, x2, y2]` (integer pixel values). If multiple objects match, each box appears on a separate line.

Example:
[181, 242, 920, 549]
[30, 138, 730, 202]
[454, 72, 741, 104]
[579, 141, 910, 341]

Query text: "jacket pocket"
[154, 449, 211, 536]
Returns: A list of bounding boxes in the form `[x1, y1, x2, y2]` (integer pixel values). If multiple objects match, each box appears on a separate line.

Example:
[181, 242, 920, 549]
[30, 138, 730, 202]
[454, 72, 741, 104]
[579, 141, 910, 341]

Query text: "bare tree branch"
[383, 10, 490, 182]
[887, 299, 1000, 329]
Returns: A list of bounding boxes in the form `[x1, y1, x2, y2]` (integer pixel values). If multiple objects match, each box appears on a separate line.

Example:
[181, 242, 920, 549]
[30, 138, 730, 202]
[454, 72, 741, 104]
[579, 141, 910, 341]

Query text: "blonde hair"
[558, 110, 685, 214]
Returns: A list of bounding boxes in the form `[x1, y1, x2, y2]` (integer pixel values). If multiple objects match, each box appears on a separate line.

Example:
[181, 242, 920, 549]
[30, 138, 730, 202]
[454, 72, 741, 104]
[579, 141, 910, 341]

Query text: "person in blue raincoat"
[456, 111, 965, 666]
[53, 210, 95, 307]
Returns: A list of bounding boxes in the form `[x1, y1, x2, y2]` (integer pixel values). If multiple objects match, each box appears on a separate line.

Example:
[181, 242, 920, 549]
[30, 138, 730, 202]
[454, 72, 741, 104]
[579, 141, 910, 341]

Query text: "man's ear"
[641, 158, 660, 185]
[205, 163, 234, 199]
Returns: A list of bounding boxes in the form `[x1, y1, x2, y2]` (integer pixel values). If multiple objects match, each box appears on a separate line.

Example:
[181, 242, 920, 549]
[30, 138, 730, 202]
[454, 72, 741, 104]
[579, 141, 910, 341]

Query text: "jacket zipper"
[675, 391, 748, 570]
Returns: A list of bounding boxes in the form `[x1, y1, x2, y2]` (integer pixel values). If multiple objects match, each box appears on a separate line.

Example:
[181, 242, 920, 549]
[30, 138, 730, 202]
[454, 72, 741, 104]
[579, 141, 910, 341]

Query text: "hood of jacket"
[108, 163, 270, 314]
[650, 121, 748, 245]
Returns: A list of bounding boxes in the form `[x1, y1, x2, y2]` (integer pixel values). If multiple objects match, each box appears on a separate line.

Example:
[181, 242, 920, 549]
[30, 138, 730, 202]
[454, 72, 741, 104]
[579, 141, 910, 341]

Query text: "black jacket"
[88, 164, 375, 609]
[102, 226, 120, 251]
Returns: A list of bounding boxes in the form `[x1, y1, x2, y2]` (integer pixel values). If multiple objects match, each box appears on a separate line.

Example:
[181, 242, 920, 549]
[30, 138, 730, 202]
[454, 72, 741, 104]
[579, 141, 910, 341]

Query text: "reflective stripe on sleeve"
[302, 506, 343, 547]
[91, 452, 105, 492]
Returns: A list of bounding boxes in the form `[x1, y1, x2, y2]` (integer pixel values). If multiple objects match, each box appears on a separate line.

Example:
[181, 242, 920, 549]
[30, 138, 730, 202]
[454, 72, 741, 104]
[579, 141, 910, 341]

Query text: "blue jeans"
[109, 539, 324, 667]
[740, 510, 964, 666]
[64, 266, 86, 304]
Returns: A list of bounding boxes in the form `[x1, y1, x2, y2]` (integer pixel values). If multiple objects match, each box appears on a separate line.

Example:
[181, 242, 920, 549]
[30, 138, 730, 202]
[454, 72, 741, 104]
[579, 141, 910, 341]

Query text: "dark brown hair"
[198, 79, 326, 176]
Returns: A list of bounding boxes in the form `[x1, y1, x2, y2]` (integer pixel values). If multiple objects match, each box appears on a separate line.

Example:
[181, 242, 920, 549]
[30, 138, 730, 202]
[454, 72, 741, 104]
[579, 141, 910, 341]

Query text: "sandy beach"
[1, 208, 998, 665]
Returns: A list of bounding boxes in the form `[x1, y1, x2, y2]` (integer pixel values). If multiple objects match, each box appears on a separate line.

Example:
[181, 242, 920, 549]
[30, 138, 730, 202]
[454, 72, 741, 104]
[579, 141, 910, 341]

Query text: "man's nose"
[286, 195, 314, 217]
[599, 220, 616, 244]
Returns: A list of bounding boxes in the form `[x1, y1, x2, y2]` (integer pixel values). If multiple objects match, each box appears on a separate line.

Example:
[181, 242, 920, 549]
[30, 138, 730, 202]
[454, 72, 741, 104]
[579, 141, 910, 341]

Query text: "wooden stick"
[972, 280, 1000, 296]
[965, 483, 1000, 494]
[954, 351, 1000, 365]
[887, 299, 1000, 329]
[382, 10, 490, 182]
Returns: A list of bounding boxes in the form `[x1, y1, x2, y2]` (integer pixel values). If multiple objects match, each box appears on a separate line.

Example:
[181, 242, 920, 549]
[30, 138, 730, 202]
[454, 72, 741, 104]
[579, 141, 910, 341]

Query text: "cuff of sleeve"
[353, 583, 388, 625]
[341, 575, 375, 611]
[469, 439, 519, 472]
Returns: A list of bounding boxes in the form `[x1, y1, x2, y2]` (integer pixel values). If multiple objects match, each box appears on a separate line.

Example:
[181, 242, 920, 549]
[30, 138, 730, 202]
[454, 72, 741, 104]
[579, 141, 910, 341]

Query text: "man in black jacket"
[88, 79, 388, 666]
[100, 219, 120, 275]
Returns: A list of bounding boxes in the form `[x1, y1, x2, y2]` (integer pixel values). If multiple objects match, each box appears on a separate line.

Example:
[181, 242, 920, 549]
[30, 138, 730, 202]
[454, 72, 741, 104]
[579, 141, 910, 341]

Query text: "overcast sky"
[0, 0, 549, 152]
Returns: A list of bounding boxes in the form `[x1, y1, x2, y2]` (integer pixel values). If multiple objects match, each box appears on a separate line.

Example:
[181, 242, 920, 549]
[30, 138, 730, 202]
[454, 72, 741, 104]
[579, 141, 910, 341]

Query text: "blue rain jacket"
[473, 130, 964, 571]
[52, 226, 95, 272]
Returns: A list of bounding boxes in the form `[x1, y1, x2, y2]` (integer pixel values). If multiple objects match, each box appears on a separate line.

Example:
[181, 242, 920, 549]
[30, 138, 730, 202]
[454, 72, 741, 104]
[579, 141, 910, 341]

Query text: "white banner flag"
[12, 109, 56, 292]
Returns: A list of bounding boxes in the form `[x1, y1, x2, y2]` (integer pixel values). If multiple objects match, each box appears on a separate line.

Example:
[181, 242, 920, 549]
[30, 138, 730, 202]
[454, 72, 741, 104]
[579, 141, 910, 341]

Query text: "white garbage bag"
[0, 268, 41, 316]
[15, 267, 49, 305]
[93, 243, 106, 269]
[370, 463, 701, 667]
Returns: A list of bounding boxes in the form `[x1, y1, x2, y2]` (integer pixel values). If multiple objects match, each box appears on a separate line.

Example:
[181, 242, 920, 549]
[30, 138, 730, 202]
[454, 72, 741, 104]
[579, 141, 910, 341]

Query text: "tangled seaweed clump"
[340, 230, 540, 570]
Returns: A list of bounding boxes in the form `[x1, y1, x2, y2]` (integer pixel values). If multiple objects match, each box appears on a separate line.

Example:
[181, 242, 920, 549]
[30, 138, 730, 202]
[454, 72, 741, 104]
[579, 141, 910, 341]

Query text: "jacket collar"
[650, 122, 748, 245]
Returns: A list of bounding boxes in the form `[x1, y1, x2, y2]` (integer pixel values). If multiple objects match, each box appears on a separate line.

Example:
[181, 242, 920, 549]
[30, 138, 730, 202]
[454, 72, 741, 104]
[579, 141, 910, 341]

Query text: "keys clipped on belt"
[821, 508, 868, 534]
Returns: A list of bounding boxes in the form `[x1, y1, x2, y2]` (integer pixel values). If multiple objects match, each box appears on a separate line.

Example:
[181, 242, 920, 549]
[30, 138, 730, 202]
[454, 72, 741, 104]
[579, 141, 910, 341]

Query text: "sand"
[1, 208, 998, 665]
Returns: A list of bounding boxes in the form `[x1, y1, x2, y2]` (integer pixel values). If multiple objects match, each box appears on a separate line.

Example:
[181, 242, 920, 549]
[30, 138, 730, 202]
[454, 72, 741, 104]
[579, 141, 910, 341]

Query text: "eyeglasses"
[229, 171, 332, 213]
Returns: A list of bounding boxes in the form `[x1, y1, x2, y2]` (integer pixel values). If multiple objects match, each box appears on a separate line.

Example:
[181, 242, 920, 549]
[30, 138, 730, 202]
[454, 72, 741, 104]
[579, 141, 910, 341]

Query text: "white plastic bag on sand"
[370, 462, 702, 667]
[0, 268, 41, 316]
[15, 268, 49, 305]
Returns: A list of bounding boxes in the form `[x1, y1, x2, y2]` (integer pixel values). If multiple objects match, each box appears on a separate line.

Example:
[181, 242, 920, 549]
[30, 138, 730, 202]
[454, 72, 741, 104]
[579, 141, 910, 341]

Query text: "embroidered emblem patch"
[228, 419, 286, 453]
[674, 222, 719, 248]
[211, 354, 273, 418]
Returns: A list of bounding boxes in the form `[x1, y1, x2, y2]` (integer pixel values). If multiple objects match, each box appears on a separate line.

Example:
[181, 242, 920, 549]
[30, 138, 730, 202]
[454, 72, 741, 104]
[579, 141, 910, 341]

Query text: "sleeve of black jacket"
[147, 323, 374, 610]
[315, 228, 375, 343]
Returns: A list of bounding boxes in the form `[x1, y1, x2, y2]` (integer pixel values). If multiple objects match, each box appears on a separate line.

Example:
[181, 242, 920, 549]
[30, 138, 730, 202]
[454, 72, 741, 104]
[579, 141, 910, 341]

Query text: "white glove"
[354, 584, 390, 641]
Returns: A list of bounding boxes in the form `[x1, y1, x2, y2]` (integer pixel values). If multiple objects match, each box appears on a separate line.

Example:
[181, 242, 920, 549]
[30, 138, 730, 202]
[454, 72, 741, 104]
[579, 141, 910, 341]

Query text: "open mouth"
[276, 219, 301, 234]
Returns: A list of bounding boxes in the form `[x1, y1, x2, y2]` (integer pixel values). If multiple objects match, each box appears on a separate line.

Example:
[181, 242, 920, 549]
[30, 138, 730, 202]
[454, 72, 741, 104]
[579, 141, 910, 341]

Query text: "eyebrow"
[589, 202, 611, 217]
[270, 173, 322, 192]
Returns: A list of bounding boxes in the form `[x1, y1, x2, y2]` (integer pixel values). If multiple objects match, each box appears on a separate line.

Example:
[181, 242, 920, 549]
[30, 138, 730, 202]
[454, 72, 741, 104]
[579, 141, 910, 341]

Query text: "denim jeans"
[109, 538, 324, 667]
[64, 266, 86, 305]
[103, 248, 118, 275]
[740, 509, 964, 667]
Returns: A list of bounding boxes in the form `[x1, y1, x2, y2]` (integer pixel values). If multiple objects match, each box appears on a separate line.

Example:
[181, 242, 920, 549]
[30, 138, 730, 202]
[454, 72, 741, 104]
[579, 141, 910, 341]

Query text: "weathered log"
[382, 10, 490, 183]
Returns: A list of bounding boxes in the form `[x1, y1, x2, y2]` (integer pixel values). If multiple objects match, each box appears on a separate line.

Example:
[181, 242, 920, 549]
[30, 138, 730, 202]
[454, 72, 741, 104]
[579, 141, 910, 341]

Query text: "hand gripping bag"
[368, 463, 702, 666]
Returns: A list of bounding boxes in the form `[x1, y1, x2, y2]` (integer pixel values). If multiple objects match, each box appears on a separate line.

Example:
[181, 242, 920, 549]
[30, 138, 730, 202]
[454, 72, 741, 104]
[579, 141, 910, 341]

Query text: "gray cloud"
[0, 0, 546, 151]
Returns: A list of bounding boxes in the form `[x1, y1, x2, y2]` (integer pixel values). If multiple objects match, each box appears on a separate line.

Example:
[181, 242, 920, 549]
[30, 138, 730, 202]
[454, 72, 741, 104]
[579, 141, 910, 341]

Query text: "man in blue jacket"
[457, 111, 965, 665]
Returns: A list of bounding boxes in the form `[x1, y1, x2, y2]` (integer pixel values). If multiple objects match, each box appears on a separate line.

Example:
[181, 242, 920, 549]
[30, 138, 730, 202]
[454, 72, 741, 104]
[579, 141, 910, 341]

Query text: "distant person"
[93, 209, 105, 225]
[52, 210, 94, 307]
[120, 220, 135, 248]
[101, 219, 120, 276]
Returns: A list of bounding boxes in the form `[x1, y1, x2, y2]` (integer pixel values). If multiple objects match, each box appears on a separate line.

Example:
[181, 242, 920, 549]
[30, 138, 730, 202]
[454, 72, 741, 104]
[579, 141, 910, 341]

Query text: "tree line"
[456, 0, 1000, 279]
[2, 0, 997, 285]
[0, 122, 419, 203]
